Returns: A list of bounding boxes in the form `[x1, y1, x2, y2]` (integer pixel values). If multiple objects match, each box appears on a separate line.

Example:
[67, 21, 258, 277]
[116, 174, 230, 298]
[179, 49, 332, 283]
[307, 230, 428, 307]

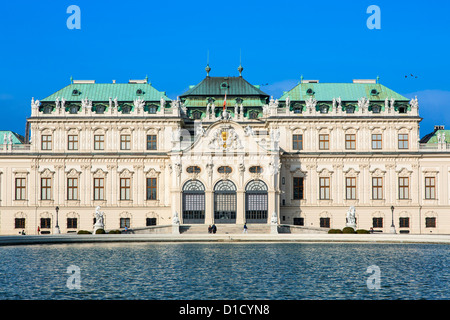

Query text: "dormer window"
[372, 105, 381, 114]
[346, 106, 355, 114]
[192, 110, 202, 119]
[72, 89, 80, 96]
[249, 111, 258, 119]
[320, 105, 329, 114]
[306, 88, 314, 96]
[370, 89, 379, 96]
[293, 103, 303, 114]
[136, 89, 143, 95]
[69, 105, 79, 114]
[148, 105, 158, 114]
[121, 105, 131, 114]
[95, 105, 106, 114]
[42, 105, 53, 114]
[398, 106, 407, 114]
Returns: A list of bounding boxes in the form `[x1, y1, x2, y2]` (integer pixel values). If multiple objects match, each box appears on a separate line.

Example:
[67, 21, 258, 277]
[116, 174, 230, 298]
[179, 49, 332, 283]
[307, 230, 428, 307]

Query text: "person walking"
[243, 223, 248, 234]
[37, 226, 40, 235]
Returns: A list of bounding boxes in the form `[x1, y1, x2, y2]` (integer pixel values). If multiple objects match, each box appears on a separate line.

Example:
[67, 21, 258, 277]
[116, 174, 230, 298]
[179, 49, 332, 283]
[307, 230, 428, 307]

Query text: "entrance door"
[214, 180, 236, 224]
[182, 180, 205, 224]
[245, 180, 268, 223]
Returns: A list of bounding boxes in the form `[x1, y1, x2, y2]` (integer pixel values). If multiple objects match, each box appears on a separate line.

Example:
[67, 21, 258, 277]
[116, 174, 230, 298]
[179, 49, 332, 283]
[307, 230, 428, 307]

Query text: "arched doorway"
[182, 180, 205, 224]
[245, 180, 268, 223]
[214, 180, 236, 224]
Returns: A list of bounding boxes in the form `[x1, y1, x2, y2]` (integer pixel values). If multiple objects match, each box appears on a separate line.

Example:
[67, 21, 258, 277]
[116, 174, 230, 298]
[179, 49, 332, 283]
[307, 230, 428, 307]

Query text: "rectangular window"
[94, 178, 104, 200]
[146, 218, 157, 226]
[41, 135, 52, 150]
[15, 218, 25, 229]
[398, 134, 409, 149]
[293, 218, 304, 226]
[345, 134, 356, 150]
[319, 134, 329, 150]
[67, 135, 78, 150]
[147, 135, 157, 150]
[94, 135, 104, 150]
[120, 218, 130, 228]
[15, 178, 26, 200]
[41, 178, 52, 200]
[120, 178, 131, 200]
[67, 178, 78, 200]
[399, 217, 410, 228]
[146, 178, 157, 200]
[425, 217, 436, 228]
[67, 218, 78, 229]
[372, 177, 383, 200]
[319, 177, 330, 200]
[292, 134, 303, 150]
[372, 134, 382, 149]
[120, 135, 131, 150]
[373, 217, 383, 228]
[425, 177, 436, 200]
[345, 177, 356, 200]
[320, 217, 330, 228]
[399, 177, 409, 200]
[293, 177, 304, 200]
[40, 218, 51, 229]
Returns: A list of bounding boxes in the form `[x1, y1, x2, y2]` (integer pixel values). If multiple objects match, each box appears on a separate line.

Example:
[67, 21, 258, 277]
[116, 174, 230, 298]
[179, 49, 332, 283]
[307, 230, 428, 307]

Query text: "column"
[236, 190, 245, 224]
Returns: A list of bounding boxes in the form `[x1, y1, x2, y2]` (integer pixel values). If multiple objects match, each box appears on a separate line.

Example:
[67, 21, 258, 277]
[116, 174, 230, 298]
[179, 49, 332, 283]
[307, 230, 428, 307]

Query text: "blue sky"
[0, 0, 449, 137]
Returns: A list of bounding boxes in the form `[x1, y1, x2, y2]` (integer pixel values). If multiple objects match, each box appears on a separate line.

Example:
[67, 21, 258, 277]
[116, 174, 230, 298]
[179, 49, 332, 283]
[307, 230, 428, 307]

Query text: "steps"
[180, 224, 272, 234]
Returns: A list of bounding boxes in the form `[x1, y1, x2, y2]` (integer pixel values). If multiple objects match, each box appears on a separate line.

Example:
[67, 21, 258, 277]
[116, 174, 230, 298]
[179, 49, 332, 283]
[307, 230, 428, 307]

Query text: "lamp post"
[390, 205, 396, 234]
[54, 206, 61, 234]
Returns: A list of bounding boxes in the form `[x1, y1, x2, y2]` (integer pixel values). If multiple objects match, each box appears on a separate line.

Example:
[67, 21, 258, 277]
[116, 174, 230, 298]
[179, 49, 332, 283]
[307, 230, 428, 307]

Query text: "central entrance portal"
[214, 180, 236, 224]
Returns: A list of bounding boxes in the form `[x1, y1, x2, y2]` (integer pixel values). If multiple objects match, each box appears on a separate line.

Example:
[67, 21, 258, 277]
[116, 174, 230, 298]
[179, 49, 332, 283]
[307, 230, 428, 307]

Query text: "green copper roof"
[0, 131, 24, 144]
[41, 82, 171, 102]
[420, 129, 450, 144]
[180, 76, 270, 97]
[279, 82, 409, 102]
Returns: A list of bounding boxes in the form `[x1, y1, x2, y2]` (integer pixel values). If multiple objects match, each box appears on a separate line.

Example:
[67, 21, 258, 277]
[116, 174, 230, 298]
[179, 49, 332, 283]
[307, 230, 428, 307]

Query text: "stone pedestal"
[93, 222, 104, 234]
[271, 224, 278, 234]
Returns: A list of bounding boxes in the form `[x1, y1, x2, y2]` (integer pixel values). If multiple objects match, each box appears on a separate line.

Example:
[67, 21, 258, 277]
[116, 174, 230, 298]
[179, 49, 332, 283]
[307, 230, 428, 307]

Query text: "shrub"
[342, 227, 356, 234]
[328, 229, 343, 234]
[108, 230, 121, 234]
[77, 230, 92, 234]
[356, 229, 370, 234]
[95, 228, 106, 234]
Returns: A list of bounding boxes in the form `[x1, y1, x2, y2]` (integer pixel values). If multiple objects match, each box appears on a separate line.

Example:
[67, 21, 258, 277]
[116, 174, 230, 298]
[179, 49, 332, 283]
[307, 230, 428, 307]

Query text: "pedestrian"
[243, 223, 248, 234]
[125, 225, 128, 233]
[37, 226, 40, 235]
[212, 224, 217, 234]
[208, 225, 212, 233]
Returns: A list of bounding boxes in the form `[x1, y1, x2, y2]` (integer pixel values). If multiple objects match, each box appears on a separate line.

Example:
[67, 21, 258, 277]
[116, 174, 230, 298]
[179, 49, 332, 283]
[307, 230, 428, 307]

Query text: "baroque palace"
[1, 64, 449, 235]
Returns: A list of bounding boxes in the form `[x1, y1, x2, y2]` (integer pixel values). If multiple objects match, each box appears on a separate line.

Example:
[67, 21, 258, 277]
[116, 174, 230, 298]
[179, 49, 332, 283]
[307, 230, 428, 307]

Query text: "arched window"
[214, 180, 236, 224]
[182, 180, 205, 224]
[245, 180, 268, 223]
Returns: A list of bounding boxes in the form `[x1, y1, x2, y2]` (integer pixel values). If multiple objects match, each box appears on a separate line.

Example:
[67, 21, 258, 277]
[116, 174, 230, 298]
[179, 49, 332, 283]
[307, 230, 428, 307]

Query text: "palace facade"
[1, 66, 449, 235]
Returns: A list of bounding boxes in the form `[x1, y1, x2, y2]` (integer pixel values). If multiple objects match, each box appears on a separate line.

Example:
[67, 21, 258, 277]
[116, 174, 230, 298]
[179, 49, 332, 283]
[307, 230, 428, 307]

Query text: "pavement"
[1, 232, 450, 246]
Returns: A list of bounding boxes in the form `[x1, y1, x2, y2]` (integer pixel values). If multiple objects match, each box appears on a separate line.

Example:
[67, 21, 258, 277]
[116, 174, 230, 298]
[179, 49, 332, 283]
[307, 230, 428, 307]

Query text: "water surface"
[0, 243, 448, 300]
